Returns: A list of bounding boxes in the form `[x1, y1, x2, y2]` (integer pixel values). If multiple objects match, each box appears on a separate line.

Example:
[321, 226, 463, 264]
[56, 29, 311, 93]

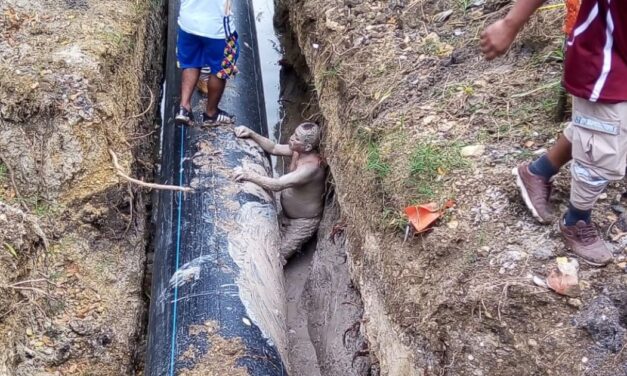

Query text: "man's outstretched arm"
[480, 0, 546, 60]
[234, 164, 318, 191]
[234, 126, 292, 156]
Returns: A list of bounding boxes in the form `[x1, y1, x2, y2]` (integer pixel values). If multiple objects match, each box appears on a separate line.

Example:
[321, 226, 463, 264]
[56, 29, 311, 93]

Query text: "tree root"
[108, 149, 192, 192]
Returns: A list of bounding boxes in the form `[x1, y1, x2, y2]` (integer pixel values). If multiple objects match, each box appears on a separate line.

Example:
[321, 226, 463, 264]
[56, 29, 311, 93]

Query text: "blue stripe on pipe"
[169, 125, 186, 375]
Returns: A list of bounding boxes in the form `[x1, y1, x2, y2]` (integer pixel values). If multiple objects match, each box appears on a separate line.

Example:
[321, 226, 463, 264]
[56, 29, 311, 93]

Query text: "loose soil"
[286, 198, 373, 376]
[0, 0, 165, 374]
[277, 0, 627, 375]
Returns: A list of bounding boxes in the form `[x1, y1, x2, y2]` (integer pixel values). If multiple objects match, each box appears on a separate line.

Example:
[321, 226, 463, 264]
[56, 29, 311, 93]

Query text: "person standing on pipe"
[233, 123, 326, 264]
[174, 0, 239, 127]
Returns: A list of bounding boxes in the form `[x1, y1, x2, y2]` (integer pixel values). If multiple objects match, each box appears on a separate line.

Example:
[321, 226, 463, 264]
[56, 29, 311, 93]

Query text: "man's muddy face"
[288, 128, 311, 153]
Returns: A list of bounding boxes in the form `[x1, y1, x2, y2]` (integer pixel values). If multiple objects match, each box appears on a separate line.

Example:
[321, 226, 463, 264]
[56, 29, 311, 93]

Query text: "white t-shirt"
[178, 0, 236, 39]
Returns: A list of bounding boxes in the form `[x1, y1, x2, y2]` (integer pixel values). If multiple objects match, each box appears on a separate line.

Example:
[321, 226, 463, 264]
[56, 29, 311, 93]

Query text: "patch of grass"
[0, 162, 6, 183]
[457, 0, 472, 13]
[382, 207, 408, 232]
[409, 142, 466, 179]
[366, 142, 390, 179]
[407, 142, 467, 199]
[321, 65, 340, 78]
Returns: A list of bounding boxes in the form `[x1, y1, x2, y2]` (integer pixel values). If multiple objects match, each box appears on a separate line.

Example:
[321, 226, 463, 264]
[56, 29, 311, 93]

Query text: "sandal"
[202, 109, 235, 126]
[174, 106, 194, 126]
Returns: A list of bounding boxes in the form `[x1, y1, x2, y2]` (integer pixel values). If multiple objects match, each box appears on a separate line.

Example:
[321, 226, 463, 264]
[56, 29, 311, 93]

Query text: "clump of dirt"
[178, 321, 249, 376]
[277, 0, 627, 374]
[0, 0, 166, 374]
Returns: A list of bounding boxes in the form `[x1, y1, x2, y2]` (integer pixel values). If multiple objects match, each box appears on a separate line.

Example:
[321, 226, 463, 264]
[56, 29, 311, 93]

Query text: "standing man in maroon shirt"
[481, 0, 626, 266]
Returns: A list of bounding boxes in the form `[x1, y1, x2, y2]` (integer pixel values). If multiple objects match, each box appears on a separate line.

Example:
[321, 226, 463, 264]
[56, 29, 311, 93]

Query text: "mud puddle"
[284, 198, 375, 376]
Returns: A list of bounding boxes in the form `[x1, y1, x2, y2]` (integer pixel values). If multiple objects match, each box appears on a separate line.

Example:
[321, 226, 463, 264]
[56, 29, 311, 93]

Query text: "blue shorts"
[176, 28, 239, 79]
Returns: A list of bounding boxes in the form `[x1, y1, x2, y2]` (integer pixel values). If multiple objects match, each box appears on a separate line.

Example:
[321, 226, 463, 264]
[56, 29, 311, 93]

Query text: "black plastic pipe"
[146, 0, 288, 374]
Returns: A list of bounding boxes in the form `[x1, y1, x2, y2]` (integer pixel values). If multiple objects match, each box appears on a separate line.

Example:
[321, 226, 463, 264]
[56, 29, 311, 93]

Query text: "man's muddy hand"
[480, 19, 518, 60]
[234, 126, 253, 138]
[233, 167, 252, 182]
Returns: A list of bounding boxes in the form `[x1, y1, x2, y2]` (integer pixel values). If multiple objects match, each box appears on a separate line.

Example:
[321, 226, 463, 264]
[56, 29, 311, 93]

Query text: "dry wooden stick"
[131, 85, 155, 119]
[108, 149, 193, 192]
[0, 154, 29, 212]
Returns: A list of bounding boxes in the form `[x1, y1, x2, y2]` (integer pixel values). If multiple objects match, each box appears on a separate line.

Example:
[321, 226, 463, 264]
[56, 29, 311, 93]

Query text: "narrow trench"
[138, 1, 374, 375]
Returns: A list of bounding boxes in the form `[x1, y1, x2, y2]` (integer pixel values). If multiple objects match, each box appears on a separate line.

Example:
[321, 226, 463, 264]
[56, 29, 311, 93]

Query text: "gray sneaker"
[513, 163, 555, 224]
[559, 218, 613, 266]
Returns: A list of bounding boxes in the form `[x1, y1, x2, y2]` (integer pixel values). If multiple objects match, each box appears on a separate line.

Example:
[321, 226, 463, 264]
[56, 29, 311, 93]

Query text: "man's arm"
[235, 126, 292, 156]
[234, 164, 318, 191]
[480, 0, 546, 60]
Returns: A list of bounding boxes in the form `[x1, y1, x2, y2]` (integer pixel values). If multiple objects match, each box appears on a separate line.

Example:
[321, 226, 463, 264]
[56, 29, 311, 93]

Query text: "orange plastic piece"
[404, 200, 455, 234]
[564, 0, 581, 35]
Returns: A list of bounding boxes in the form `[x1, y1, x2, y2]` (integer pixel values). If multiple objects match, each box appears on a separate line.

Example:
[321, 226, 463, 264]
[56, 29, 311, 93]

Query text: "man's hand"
[235, 126, 253, 138]
[233, 167, 253, 182]
[480, 19, 519, 60]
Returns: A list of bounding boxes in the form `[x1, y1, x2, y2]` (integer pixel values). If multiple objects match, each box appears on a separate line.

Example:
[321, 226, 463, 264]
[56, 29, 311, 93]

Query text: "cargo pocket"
[571, 113, 622, 178]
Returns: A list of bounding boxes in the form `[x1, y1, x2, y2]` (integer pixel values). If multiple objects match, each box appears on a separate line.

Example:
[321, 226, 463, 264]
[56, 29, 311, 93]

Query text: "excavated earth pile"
[0, 0, 165, 374]
[277, 0, 627, 375]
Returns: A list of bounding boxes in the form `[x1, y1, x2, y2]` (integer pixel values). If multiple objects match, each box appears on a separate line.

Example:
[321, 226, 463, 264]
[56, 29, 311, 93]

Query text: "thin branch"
[511, 81, 560, 98]
[108, 149, 193, 192]
[0, 154, 29, 212]
[130, 85, 155, 119]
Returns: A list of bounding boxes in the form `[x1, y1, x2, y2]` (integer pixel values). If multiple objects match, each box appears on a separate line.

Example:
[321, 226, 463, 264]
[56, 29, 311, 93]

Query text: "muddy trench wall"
[0, 0, 166, 374]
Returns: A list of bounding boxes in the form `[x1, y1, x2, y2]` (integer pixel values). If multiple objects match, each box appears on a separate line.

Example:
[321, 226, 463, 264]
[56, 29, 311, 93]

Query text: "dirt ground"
[0, 0, 164, 374]
[286, 198, 373, 376]
[277, 0, 627, 375]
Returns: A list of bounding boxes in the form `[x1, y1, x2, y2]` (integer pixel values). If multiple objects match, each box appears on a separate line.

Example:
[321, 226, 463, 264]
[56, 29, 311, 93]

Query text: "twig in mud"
[511, 81, 560, 98]
[128, 130, 156, 140]
[125, 184, 134, 235]
[0, 154, 29, 212]
[9, 278, 48, 287]
[130, 85, 155, 119]
[3, 285, 50, 297]
[108, 149, 193, 192]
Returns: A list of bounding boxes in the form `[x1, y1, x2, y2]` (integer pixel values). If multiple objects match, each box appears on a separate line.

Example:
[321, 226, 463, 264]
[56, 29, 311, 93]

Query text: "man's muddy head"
[289, 122, 320, 152]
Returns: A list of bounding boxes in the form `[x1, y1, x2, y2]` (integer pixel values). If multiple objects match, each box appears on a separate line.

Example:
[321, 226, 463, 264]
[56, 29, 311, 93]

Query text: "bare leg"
[205, 75, 227, 116]
[180, 68, 200, 110]
[546, 135, 572, 170]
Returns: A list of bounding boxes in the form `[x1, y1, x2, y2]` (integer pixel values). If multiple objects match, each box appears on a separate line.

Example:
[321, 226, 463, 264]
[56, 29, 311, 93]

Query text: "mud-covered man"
[234, 123, 326, 264]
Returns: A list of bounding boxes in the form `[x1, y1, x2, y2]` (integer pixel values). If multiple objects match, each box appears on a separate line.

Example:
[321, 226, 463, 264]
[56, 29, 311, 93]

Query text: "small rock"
[611, 205, 626, 214]
[447, 220, 459, 229]
[461, 145, 485, 157]
[532, 245, 554, 261]
[26, 328, 33, 336]
[532, 275, 547, 288]
[422, 115, 438, 125]
[582, 357, 588, 364]
[528, 339, 538, 347]
[477, 246, 490, 257]
[599, 193, 608, 200]
[497, 250, 526, 270]
[467, 354, 474, 361]
[567, 298, 583, 308]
